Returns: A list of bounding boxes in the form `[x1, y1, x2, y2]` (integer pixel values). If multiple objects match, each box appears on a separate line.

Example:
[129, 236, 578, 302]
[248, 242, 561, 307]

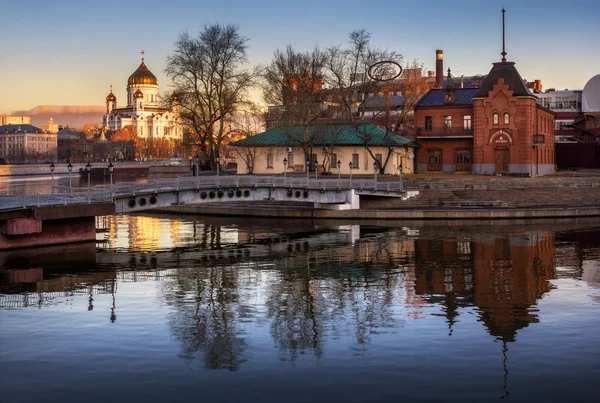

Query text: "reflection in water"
[1, 215, 600, 401]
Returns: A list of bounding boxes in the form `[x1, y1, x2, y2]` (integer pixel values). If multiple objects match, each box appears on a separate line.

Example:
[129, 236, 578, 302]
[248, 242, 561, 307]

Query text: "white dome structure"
[582, 74, 600, 113]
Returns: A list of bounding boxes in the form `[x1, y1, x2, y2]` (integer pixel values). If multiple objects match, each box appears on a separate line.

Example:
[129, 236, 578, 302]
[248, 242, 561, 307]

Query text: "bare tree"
[325, 29, 402, 121]
[225, 107, 266, 174]
[165, 24, 260, 168]
[393, 59, 431, 137]
[263, 45, 327, 167]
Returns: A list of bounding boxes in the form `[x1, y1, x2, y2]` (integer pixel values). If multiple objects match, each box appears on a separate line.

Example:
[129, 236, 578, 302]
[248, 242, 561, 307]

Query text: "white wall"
[236, 145, 414, 175]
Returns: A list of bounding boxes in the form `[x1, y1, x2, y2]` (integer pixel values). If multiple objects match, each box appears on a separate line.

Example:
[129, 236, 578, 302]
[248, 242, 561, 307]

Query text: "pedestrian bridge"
[0, 175, 417, 214]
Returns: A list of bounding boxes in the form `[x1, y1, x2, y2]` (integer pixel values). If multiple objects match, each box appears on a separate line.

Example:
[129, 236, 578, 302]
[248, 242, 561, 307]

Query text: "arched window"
[504, 113, 510, 124]
[493, 113, 499, 125]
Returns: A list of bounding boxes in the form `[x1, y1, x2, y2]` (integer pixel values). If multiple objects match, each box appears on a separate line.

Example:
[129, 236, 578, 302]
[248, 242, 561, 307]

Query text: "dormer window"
[493, 113, 499, 125]
[504, 113, 510, 124]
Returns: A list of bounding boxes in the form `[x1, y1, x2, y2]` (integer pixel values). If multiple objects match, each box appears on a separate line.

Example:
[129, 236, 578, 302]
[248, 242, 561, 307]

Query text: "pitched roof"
[0, 124, 44, 134]
[232, 122, 418, 147]
[474, 62, 532, 98]
[415, 88, 478, 107]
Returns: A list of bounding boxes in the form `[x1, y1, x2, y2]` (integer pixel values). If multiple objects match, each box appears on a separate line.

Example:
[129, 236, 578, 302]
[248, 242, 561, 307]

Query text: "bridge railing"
[0, 175, 406, 211]
[0, 189, 113, 210]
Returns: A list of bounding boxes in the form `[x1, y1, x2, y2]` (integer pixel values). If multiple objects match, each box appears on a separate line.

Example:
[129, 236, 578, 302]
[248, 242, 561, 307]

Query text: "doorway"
[494, 148, 508, 173]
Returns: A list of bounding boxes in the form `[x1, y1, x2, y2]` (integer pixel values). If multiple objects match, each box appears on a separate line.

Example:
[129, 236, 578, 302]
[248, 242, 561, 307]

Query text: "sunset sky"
[1, 0, 599, 117]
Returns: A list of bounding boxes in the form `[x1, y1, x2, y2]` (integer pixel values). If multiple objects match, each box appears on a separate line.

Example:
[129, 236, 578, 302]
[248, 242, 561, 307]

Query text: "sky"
[1, 0, 599, 116]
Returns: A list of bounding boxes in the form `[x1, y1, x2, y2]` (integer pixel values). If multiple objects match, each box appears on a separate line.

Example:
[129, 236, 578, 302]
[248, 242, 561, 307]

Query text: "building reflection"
[5, 217, 598, 375]
[414, 232, 555, 342]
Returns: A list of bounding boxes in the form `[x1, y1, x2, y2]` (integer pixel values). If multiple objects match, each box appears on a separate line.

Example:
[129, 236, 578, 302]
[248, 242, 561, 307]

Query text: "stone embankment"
[164, 171, 600, 220]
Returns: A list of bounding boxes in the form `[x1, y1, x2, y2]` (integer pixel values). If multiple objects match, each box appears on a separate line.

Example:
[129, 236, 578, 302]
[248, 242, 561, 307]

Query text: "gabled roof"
[232, 122, 418, 147]
[0, 124, 44, 134]
[415, 88, 478, 107]
[474, 61, 532, 98]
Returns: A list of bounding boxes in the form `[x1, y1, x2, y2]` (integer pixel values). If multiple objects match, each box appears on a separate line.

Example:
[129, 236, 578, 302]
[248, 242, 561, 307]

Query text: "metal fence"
[0, 175, 406, 211]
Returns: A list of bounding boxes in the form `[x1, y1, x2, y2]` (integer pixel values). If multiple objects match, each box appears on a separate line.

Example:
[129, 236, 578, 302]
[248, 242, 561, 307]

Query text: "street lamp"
[337, 159, 341, 182]
[349, 161, 353, 186]
[67, 161, 73, 193]
[49, 162, 55, 193]
[108, 161, 114, 197]
[314, 159, 318, 179]
[216, 155, 220, 187]
[305, 158, 310, 183]
[283, 157, 288, 180]
[195, 154, 200, 177]
[373, 160, 378, 191]
[86, 161, 92, 202]
[397, 164, 403, 192]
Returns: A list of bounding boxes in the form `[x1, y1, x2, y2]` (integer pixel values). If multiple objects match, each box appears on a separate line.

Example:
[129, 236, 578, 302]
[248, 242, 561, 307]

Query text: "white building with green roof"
[232, 122, 418, 176]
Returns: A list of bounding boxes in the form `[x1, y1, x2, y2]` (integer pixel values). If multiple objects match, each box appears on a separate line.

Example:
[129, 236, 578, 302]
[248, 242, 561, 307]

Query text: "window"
[504, 113, 510, 124]
[493, 113, 499, 125]
[267, 153, 273, 168]
[445, 92, 452, 102]
[331, 154, 337, 168]
[352, 153, 359, 169]
[456, 149, 471, 164]
[375, 154, 382, 166]
[287, 153, 294, 167]
[444, 115, 452, 130]
[463, 115, 472, 130]
[428, 149, 442, 164]
[425, 116, 433, 131]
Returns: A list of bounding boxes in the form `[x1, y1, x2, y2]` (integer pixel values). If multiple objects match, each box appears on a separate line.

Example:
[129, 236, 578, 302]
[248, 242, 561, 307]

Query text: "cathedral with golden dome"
[101, 51, 183, 140]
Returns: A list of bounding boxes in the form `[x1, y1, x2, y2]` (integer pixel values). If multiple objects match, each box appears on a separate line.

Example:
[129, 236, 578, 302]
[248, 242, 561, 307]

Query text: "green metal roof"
[232, 122, 418, 147]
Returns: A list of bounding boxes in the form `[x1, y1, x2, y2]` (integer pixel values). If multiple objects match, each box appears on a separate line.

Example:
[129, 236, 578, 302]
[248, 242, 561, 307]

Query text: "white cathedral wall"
[126, 84, 159, 107]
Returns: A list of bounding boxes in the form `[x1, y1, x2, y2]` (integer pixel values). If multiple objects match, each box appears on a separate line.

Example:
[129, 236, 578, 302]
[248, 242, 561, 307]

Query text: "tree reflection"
[163, 264, 248, 371]
[155, 225, 561, 371]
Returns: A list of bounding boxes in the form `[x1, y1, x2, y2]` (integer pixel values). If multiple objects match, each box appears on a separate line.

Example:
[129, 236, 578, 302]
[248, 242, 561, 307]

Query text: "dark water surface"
[1, 215, 600, 403]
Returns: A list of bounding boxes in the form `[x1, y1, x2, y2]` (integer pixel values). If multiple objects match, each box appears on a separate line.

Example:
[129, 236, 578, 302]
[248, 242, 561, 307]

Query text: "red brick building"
[415, 62, 556, 176]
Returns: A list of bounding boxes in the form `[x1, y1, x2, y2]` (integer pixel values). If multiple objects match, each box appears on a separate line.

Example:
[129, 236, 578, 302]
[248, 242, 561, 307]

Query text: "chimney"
[460, 75, 464, 88]
[534, 79, 542, 92]
[427, 71, 435, 77]
[436, 50, 444, 88]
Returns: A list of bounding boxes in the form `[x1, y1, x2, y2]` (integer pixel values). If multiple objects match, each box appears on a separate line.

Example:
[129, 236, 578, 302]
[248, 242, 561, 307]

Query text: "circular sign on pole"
[367, 61, 403, 82]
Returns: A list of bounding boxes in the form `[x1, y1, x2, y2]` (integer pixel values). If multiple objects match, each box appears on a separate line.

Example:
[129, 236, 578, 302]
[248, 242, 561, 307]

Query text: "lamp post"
[337, 159, 341, 182]
[314, 159, 318, 180]
[216, 155, 220, 187]
[305, 158, 310, 184]
[49, 163, 55, 193]
[373, 160, 378, 191]
[195, 154, 200, 188]
[108, 161, 114, 197]
[283, 157, 287, 180]
[86, 161, 92, 202]
[67, 161, 72, 193]
[349, 161, 353, 186]
[398, 164, 403, 192]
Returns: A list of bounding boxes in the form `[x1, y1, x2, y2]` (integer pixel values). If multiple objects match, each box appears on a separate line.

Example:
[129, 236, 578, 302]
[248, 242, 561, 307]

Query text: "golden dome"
[133, 89, 144, 99]
[128, 61, 158, 86]
[106, 92, 116, 102]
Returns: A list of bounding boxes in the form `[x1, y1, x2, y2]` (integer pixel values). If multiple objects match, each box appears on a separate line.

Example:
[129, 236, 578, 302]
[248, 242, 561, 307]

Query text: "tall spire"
[501, 8, 507, 62]
[141, 49, 145, 63]
[109, 84, 112, 93]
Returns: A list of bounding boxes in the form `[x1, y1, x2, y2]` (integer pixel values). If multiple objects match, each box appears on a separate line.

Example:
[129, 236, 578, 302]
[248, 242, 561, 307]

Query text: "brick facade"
[415, 62, 556, 176]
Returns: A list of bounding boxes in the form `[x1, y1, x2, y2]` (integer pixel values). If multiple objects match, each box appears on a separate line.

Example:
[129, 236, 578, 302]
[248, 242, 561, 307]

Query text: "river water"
[1, 214, 599, 403]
